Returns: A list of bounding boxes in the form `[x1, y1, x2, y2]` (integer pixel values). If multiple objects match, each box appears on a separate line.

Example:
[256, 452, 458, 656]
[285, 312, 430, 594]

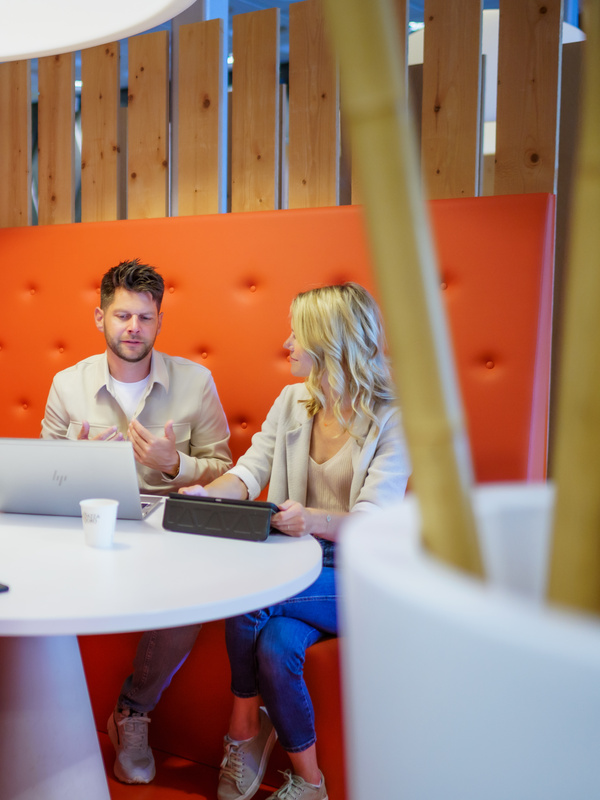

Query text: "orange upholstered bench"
[0, 195, 555, 799]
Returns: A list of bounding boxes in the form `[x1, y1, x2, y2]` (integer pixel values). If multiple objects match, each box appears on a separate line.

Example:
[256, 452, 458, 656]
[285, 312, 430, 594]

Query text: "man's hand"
[78, 421, 124, 441]
[179, 484, 209, 496]
[128, 418, 180, 477]
[271, 499, 310, 537]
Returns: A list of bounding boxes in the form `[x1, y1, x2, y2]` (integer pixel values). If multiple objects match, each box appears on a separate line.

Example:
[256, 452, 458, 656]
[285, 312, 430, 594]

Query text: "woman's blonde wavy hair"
[290, 282, 395, 435]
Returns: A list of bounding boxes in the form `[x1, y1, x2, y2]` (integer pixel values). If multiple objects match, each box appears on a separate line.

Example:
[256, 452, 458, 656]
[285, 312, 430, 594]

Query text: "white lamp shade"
[0, 0, 198, 62]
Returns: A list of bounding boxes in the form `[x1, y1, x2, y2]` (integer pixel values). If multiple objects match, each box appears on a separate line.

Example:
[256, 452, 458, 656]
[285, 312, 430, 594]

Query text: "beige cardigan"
[229, 383, 410, 513]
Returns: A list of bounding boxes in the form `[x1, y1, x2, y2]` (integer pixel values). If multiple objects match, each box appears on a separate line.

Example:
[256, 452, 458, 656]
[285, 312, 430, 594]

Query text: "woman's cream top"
[306, 435, 353, 513]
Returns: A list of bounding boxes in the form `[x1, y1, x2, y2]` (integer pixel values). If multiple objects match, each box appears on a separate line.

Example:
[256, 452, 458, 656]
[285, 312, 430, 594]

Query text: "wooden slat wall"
[421, 0, 483, 199]
[288, 0, 339, 209]
[231, 8, 280, 212]
[0, 0, 571, 226]
[0, 61, 31, 228]
[37, 54, 75, 225]
[495, 0, 563, 195]
[178, 19, 224, 216]
[81, 43, 121, 223]
[127, 31, 170, 219]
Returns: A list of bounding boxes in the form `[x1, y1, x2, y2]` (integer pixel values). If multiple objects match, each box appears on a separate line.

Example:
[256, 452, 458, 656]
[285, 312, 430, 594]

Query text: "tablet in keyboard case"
[162, 494, 279, 542]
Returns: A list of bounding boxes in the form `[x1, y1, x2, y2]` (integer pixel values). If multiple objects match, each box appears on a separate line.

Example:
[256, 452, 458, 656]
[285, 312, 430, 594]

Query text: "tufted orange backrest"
[0, 194, 554, 481]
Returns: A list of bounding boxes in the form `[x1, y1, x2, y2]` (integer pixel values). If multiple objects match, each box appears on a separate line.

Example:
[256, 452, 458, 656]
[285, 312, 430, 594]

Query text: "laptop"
[0, 438, 162, 520]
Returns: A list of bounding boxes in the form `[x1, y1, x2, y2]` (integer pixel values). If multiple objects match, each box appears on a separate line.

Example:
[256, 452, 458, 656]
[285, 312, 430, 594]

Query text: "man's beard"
[106, 337, 154, 364]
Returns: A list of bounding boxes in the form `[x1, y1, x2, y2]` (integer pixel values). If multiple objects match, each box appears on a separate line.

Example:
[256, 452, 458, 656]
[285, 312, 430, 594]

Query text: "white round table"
[0, 502, 322, 800]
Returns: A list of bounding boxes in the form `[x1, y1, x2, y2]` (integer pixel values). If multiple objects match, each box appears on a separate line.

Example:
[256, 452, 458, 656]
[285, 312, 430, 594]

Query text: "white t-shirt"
[110, 374, 151, 420]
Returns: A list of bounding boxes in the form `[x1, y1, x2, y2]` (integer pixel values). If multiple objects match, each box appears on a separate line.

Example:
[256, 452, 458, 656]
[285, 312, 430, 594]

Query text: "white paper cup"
[80, 498, 119, 549]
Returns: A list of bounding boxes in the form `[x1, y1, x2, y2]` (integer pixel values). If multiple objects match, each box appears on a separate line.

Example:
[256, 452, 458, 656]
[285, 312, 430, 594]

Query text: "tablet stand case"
[163, 494, 279, 542]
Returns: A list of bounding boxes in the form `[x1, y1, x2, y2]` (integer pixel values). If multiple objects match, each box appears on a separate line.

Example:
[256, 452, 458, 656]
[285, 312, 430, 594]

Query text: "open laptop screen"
[0, 438, 160, 519]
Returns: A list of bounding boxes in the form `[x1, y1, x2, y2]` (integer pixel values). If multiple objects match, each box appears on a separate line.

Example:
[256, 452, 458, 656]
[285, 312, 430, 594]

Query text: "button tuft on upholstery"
[22, 403, 29, 410]
[440, 281, 448, 291]
[29, 287, 36, 295]
[485, 360, 495, 370]
[169, 286, 175, 294]
[241, 422, 248, 430]
[249, 284, 257, 293]
[201, 351, 208, 360]
[58, 346, 65, 354]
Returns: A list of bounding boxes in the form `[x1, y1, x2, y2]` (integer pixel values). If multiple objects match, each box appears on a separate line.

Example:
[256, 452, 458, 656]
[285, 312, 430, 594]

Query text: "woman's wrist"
[308, 508, 345, 540]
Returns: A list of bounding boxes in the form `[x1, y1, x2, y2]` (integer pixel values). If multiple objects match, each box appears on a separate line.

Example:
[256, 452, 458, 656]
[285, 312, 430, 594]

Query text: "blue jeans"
[225, 567, 337, 753]
[118, 624, 201, 713]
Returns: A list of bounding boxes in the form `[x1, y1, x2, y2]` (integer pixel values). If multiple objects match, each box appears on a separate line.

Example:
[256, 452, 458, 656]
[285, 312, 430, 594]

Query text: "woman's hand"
[272, 499, 311, 537]
[273, 501, 348, 540]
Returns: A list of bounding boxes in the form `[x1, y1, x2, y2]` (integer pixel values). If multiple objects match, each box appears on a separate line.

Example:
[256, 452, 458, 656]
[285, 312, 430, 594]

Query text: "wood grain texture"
[495, 0, 562, 195]
[81, 43, 121, 222]
[288, 0, 339, 209]
[178, 19, 224, 216]
[0, 61, 31, 228]
[37, 54, 75, 225]
[231, 8, 280, 212]
[421, 0, 483, 199]
[127, 31, 170, 219]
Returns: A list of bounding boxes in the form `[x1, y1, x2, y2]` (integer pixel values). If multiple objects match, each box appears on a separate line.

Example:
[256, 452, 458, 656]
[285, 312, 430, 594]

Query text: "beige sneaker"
[107, 707, 156, 784]
[218, 707, 278, 800]
[266, 770, 328, 800]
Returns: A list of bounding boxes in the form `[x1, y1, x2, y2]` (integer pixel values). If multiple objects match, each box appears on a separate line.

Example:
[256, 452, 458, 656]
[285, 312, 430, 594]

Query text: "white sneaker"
[107, 708, 156, 784]
[218, 707, 278, 800]
[266, 770, 328, 800]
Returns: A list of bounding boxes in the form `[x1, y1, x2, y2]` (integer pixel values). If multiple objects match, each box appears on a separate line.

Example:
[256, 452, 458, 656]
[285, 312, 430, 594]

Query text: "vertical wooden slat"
[127, 31, 170, 219]
[288, 0, 339, 209]
[37, 53, 75, 225]
[495, 0, 562, 195]
[178, 19, 224, 216]
[81, 42, 121, 222]
[421, 0, 483, 199]
[231, 8, 280, 212]
[0, 61, 31, 228]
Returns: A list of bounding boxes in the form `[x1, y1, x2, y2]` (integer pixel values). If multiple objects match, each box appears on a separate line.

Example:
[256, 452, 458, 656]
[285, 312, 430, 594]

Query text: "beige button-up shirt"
[41, 351, 232, 493]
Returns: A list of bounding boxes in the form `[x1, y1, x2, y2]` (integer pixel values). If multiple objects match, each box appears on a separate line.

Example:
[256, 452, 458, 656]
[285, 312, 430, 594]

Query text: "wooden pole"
[321, 0, 483, 575]
[548, 2, 600, 614]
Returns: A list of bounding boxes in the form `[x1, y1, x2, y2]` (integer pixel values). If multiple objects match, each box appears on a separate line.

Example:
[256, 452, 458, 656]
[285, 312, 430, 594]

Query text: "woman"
[181, 283, 410, 800]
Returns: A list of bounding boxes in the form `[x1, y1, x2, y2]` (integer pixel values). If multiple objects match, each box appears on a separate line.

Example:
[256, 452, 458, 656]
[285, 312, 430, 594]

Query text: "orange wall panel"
[0, 196, 554, 481]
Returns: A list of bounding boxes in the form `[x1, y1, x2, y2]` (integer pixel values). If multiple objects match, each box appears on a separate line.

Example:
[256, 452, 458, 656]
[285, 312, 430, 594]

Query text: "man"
[41, 259, 232, 785]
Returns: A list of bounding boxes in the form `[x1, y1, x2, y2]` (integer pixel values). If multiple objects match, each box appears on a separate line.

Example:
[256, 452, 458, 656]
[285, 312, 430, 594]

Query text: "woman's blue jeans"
[225, 566, 338, 753]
